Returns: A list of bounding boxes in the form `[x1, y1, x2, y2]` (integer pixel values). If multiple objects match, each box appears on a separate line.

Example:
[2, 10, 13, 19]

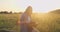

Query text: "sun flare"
[33, 11, 50, 13]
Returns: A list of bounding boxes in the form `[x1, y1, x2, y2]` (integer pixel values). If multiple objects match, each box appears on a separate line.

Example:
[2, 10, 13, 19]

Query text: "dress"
[20, 13, 31, 32]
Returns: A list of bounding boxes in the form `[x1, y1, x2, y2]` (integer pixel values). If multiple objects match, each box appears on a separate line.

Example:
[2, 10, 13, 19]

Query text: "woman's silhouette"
[20, 6, 39, 32]
[20, 6, 32, 32]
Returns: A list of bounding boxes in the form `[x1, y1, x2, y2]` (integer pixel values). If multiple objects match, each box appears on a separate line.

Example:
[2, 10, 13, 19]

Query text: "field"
[0, 13, 60, 32]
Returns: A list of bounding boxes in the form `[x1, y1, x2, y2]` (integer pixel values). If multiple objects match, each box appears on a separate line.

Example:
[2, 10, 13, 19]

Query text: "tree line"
[0, 11, 22, 14]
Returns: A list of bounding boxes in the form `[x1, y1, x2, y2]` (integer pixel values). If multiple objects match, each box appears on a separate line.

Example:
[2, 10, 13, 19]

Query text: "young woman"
[20, 6, 39, 32]
[20, 6, 33, 32]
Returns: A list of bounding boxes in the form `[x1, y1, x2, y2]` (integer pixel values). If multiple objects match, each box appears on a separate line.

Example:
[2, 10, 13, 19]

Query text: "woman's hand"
[29, 21, 38, 27]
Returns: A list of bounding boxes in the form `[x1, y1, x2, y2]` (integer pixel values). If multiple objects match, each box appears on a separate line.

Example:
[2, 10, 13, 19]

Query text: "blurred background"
[0, 0, 60, 32]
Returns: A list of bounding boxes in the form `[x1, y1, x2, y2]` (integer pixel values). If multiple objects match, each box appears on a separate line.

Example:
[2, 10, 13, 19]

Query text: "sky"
[0, 0, 60, 13]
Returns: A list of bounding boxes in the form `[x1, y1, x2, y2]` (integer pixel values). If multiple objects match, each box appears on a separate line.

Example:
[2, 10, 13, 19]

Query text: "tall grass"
[0, 13, 60, 32]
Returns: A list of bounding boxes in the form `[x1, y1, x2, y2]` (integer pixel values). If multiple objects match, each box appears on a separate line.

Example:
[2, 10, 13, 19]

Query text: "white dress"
[20, 13, 40, 32]
[20, 13, 31, 32]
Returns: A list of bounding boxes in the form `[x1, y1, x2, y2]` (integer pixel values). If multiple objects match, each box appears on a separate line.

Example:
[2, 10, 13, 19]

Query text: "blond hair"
[24, 6, 32, 17]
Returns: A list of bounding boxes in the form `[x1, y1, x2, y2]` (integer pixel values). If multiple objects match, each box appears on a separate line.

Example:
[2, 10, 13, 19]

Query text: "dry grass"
[0, 13, 60, 32]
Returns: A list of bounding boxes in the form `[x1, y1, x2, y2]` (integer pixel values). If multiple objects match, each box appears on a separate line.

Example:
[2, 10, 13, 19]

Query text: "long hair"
[24, 6, 32, 17]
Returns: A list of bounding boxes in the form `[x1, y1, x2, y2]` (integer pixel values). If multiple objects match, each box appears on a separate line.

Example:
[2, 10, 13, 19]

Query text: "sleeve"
[20, 14, 25, 22]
